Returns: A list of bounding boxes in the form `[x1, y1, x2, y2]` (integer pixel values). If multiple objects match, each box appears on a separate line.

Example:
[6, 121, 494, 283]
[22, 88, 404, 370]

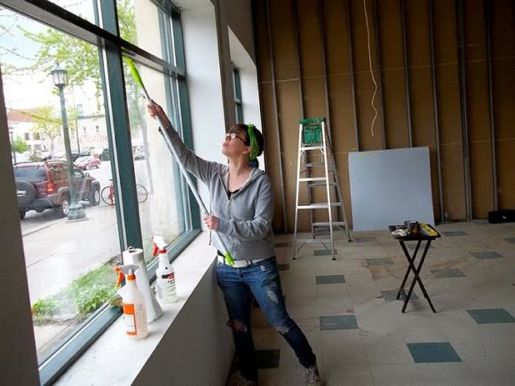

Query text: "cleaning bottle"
[153, 236, 177, 304]
[118, 265, 148, 339]
[123, 246, 162, 323]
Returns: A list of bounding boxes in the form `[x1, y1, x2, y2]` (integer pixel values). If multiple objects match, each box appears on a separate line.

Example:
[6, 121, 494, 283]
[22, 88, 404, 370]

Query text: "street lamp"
[9, 127, 17, 164]
[51, 63, 86, 221]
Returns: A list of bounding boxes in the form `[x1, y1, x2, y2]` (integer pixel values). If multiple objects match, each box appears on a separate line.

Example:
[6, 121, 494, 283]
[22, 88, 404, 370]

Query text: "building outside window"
[0, 0, 197, 384]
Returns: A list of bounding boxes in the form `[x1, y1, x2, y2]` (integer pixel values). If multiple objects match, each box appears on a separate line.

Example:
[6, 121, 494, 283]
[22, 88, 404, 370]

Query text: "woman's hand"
[203, 215, 219, 231]
[147, 100, 171, 128]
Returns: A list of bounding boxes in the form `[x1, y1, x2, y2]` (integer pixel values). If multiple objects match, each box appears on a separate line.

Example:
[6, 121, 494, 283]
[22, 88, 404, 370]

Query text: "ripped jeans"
[216, 256, 316, 381]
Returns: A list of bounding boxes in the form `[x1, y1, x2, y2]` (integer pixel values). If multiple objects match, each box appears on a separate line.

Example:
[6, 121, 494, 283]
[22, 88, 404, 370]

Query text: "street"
[20, 159, 151, 303]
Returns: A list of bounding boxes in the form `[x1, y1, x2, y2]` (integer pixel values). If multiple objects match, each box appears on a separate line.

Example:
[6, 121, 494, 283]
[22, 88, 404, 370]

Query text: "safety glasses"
[225, 132, 248, 145]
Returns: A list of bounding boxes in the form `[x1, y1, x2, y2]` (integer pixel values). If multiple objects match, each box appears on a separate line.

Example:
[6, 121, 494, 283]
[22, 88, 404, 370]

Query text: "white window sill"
[55, 231, 220, 386]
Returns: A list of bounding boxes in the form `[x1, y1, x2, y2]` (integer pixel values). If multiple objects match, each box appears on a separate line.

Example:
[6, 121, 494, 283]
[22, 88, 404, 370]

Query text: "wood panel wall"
[253, 0, 515, 233]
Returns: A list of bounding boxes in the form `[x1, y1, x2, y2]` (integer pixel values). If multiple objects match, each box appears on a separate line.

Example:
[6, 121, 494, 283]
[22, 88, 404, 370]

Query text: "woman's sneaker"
[304, 365, 324, 386]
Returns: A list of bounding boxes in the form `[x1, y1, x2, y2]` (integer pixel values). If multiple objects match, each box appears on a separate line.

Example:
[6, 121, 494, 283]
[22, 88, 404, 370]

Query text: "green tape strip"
[223, 251, 235, 266]
[246, 124, 259, 161]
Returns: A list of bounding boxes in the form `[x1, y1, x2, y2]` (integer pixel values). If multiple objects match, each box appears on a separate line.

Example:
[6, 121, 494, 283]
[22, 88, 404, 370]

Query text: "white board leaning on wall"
[348, 147, 435, 232]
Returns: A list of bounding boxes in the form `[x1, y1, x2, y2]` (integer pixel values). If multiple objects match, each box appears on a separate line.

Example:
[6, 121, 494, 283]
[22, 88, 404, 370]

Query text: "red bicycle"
[101, 179, 148, 206]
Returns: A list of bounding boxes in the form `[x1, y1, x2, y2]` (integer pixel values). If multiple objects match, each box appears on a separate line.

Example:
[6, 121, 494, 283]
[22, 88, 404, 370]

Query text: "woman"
[147, 102, 323, 386]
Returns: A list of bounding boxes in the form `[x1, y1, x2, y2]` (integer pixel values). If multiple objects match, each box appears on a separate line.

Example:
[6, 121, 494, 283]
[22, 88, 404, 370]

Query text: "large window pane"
[46, 0, 97, 25]
[1, 7, 122, 362]
[117, 0, 165, 60]
[123, 60, 187, 261]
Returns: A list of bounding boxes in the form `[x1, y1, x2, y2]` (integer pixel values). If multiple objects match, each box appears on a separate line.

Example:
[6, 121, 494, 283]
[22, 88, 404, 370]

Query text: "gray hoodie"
[165, 124, 275, 260]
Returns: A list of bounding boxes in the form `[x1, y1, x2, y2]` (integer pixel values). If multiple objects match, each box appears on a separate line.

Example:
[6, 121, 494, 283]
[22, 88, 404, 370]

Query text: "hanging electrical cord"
[363, 0, 378, 137]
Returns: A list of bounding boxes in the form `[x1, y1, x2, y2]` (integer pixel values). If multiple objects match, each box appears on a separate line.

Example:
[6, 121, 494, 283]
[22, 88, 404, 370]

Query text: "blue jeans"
[216, 257, 317, 381]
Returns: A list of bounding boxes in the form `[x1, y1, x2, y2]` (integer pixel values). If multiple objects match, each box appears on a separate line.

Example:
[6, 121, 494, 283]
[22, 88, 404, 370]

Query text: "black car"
[14, 160, 101, 219]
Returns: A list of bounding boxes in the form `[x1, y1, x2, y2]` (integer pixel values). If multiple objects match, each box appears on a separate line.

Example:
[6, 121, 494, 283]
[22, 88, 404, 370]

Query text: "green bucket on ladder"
[300, 117, 325, 145]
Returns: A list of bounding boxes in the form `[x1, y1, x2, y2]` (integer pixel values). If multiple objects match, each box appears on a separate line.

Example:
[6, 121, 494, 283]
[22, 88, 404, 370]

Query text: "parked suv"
[14, 160, 101, 219]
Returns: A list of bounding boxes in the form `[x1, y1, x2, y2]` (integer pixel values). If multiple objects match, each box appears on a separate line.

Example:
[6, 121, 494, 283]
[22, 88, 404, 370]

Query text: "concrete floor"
[246, 221, 515, 385]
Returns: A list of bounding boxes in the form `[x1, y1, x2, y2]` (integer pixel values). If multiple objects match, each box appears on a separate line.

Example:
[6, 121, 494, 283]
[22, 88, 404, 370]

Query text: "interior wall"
[253, 0, 515, 233]
[133, 264, 232, 386]
[180, 3, 227, 211]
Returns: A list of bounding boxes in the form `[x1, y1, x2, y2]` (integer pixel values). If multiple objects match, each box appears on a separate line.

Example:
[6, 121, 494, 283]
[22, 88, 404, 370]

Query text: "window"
[233, 66, 244, 123]
[24, 132, 30, 140]
[0, 1, 197, 384]
[1, 6, 120, 370]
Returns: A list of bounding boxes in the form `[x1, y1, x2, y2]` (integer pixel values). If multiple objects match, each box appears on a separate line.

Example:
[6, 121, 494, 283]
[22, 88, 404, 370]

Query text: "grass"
[31, 262, 120, 324]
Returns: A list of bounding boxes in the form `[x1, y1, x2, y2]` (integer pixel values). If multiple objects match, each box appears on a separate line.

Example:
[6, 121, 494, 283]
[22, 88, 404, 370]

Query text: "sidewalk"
[23, 204, 121, 303]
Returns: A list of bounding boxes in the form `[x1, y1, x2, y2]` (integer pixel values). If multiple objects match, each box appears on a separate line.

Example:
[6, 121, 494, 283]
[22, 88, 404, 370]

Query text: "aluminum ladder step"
[299, 177, 327, 182]
[297, 203, 341, 209]
[294, 238, 333, 244]
[312, 221, 347, 228]
[300, 145, 324, 151]
[308, 181, 336, 188]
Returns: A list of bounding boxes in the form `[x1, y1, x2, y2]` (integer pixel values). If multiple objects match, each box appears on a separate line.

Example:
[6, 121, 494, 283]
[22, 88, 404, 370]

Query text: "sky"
[0, 2, 97, 111]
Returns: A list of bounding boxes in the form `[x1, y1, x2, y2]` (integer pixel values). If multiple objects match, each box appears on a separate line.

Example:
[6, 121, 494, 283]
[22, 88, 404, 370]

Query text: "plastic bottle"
[123, 246, 162, 323]
[118, 265, 148, 339]
[153, 236, 177, 304]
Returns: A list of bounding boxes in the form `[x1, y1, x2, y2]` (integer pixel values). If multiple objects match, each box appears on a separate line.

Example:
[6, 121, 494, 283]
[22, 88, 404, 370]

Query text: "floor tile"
[365, 336, 415, 365]
[380, 289, 418, 302]
[354, 236, 378, 243]
[470, 251, 504, 259]
[256, 349, 281, 369]
[369, 364, 424, 385]
[326, 365, 374, 385]
[407, 342, 462, 363]
[443, 231, 467, 237]
[466, 308, 515, 324]
[365, 257, 394, 266]
[313, 249, 337, 256]
[316, 275, 346, 284]
[416, 363, 480, 385]
[407, 243, 433, 250]
[430, 268, 466, 278]
[320, 315, 358, 330]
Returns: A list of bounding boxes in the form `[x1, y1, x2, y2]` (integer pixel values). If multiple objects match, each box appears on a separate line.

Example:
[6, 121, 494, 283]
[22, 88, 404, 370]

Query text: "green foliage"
[27, 106, 61, 140]
[31, 298, 58, 322]
[70, 264, 117, 316]
[31, 263, 118, 324]
[21, 26, 100, 87]
[118, 0, 137, 44]
[11, 136, 29, 153]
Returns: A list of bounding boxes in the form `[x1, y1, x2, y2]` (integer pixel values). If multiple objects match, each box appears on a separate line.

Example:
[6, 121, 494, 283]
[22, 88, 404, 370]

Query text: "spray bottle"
[123, 246, 162, 323]
[117, 264, 148, 339]
[153, 236, 177, 304]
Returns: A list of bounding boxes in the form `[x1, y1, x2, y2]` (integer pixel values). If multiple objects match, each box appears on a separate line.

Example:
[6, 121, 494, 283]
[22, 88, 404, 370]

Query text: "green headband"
[246, 124, 259, 161]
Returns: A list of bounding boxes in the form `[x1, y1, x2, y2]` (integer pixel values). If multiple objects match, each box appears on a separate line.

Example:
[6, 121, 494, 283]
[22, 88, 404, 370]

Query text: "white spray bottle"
[153, 236, 177, 304]
[118, 265, 148, 339]
[123, 246, 162, 323]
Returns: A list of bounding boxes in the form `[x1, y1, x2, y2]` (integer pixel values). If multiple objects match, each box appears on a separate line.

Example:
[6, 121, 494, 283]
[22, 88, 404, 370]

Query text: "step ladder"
[292, 117, 352, 260]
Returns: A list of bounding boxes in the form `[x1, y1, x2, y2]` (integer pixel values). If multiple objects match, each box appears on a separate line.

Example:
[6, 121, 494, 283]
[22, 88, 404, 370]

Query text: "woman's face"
[222, 129, 249, 158]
